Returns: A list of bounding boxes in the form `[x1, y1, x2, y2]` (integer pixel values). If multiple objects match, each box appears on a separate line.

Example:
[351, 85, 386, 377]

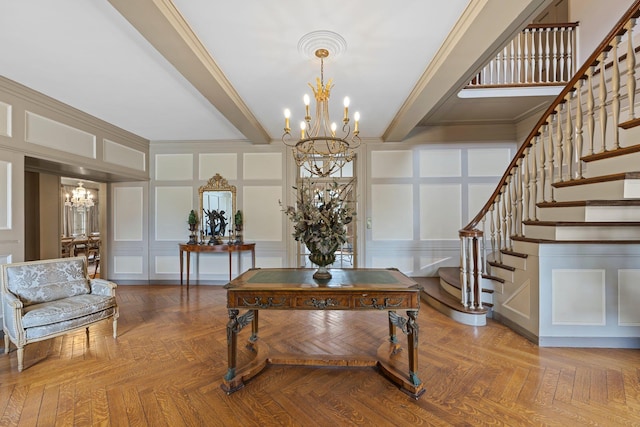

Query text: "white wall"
[569, 0, 633, 67]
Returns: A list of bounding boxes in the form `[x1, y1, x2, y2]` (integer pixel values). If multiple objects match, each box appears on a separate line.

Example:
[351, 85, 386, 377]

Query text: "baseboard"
[538, 336, 640, 349]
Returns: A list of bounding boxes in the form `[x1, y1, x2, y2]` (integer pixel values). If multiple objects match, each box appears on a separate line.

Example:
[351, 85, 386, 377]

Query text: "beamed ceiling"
[0, 0, 555, 145]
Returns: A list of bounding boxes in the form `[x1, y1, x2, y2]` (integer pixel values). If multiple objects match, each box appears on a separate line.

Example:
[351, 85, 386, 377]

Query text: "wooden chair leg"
[17, 347, 24, 372]
[3, 334, 9, 354]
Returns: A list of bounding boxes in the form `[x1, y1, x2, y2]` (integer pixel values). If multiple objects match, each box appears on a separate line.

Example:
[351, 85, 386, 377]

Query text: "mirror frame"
[198, 173, 236, 243]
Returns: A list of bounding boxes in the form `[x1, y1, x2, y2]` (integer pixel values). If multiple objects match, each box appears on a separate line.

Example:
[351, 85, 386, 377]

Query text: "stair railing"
[468, 22, 579, 87]
[459, 1, 640, 310]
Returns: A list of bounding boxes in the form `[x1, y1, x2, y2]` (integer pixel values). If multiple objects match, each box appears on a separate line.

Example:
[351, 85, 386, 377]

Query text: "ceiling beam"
[107, 0, 270, 144]
[383, 0, 554, 142]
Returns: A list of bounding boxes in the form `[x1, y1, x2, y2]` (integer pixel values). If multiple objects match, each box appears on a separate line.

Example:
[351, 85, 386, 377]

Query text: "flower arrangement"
[281, 179, 354, 263]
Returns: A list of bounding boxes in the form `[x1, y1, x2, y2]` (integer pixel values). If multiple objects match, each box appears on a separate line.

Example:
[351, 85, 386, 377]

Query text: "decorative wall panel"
[104, 139, 146, 171]
[619, 269, 640, 326]
[371, 184, 413, 240]
[0, 101, 11, 137]
[25, 112, 96, 158]
[155, 186, 192, 241]
[468, 148, 511, 176]
[503, 279, 531, 318]
[199, 153, 237, 180]
[244, 153, 282, 180]
[552, 269, 605, 325]
[468, 183, 497, 220]
[114, 256, 143, 274]
[371, 151, 413, 178]
[155, 153, 192, 181]
[420, 149, 461, 177]
[0, 160, 10, 230]
[155, 255, 179, 274]
[420, 184, 461, 240]
[243, 186, 282, 241]
[114, 187, 143, 241]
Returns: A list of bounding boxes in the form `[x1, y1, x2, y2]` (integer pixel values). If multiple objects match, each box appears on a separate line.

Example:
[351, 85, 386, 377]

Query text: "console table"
[221, 267, 424, 399]
[179, 243, 255, 286]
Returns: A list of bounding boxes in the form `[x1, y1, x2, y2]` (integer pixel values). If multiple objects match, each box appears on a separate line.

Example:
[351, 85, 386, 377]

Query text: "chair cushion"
[5, 258, 90, 306]
[25, 306, 116, 341]
[22, 294, 116, 328]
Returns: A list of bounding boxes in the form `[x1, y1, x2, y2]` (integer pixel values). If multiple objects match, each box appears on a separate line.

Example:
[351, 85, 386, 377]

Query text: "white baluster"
[538, 28, 544, 82]
[516, 158, 523, 236]
[598, 51, 608, 153]
[626, 18, 637, 120]
[524, 28, 530, 83]
[558, 27, 565, 82]
[549, 27, 556, 82]
[575, 78, 584, 179]
[460, 236, 468, 307]
[587, 65, 596, 155]
[556, 103, 564, 185]
[539, 124, 547, 203]
[517, 32, 523, 84]
[523, 144, 531, 221]
[564, 91, 573, 181]
[611, 35, 621, 150]
[547, 118, 555, 202]
[531, 135, 539, 221]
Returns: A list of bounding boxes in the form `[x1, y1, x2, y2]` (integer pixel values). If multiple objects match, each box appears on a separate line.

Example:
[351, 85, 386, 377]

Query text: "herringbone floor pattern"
[1, 284, 639, 426]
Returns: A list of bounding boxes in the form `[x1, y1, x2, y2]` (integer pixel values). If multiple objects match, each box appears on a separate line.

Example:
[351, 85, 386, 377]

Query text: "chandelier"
[64, 182, 94, 209]
[282, 48, 361, 177]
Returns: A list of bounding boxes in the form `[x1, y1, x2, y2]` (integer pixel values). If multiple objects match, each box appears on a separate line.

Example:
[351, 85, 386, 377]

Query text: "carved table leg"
[406, 310, 421, 388]
[224, 309, 240, 382]
[249, 309, 259, 343]
[388, 310, 398, 344]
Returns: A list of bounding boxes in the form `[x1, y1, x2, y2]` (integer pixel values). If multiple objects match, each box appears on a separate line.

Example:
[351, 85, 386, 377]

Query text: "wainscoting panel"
[155, 153, 192, 181]
[502, 279, 532, 319]
[551, 269, 606, 326]
[155, 255, 179, 274]
[371, 184, 413, 240]
[618, 269, 640, 326]
[420, 183, 461, 240]
[114, 186, 144, 241]
[468, 147, 511, 176]
[0, 160, 10, 229]
[243, 185, 283, 241]
[419, 149, 461, 177]
[25, 112, 96, 158]
[155, 186, 193, 241]
[199, 153, 237, 180]
[0, 101, 11, 137]
[104, 139, 146, 172]
[243, 153, 282, 180]
[114, 255, 143, 274]
[371, 150, 413, 178]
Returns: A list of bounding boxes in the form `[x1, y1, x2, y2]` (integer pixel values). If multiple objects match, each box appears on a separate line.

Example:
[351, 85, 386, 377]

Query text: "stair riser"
[502, 253, 526, 270]
[524, 224, 640, 240]
[552, 179, 640, 201]
[489, 266, 514, 282]
[582, 151, 640, 178]
[537, 205, 640, 222]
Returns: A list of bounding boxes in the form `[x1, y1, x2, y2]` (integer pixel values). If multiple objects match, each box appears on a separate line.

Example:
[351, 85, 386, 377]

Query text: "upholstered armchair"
[1, 256, 118, 371]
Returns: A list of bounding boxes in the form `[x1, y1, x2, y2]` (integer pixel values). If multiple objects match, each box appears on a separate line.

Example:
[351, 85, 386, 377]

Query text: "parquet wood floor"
[1, 283, 639, 426]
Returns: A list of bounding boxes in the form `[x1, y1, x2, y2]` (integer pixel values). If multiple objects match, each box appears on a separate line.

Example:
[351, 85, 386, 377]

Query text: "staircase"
[424, 1, 640, 346]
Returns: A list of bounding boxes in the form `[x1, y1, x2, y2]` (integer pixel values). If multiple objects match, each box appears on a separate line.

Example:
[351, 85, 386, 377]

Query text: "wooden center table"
[221, 267, 425, 399]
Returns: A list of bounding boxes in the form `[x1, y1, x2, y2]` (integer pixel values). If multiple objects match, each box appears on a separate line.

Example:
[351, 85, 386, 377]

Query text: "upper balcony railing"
[467, 22, 579, 88]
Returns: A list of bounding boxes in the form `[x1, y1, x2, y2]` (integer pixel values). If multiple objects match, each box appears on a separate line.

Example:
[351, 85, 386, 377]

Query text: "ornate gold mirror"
[198, 173, 236, 244]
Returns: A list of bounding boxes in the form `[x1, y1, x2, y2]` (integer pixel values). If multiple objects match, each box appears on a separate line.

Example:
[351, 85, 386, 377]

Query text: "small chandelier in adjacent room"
[65, 182, 94, 209]
[282, 46, 361, 177]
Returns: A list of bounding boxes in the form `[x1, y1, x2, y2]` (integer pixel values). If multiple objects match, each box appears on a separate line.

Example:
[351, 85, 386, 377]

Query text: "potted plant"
[187, 210, 198, 244]
[234, 210, 243, 244]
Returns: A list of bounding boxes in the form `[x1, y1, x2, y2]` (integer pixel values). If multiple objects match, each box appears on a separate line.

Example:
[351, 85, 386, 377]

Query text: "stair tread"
[553, 172, 640, 188]
[582, 143, 640, 161]
[618, 118, 640, 129]
[537, 200, 640, 208]
[523, 220, 640, 226]
[501, 249, 528, 258]
[512, 235, 640, 244]
[488, 261, 516, 271]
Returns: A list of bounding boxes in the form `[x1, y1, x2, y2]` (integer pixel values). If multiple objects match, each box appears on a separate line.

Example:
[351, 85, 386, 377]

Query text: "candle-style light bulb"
[354, 111, 360, 133]
[284, 108, 291, 132]
[343, 96, 350, 121]
[303, 94, 310, 119]
[331, 122, 337, 137]
[300, 121, 306, 139]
